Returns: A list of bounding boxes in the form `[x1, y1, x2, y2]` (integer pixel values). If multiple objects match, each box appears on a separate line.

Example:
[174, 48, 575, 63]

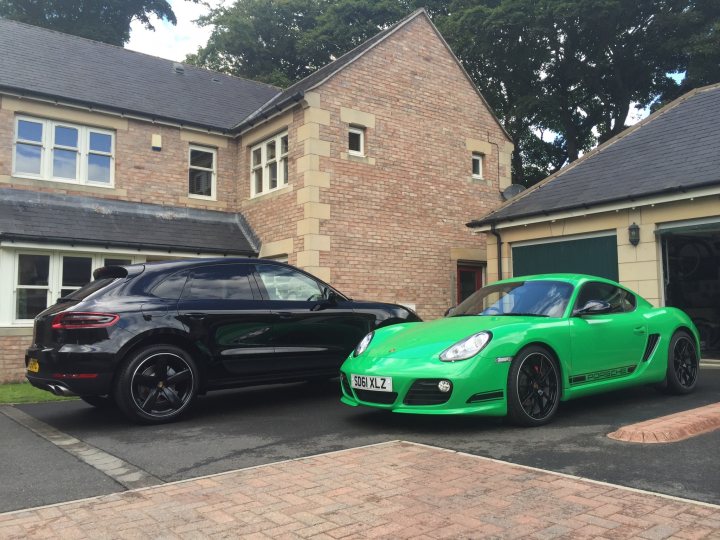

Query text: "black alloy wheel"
[666, 331, 699, 394]
[507, 346, 561, 426]
[115, 345, 198, 424]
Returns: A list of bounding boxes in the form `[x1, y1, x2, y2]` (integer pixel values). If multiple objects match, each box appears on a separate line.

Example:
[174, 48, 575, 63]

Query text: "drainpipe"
[490, 223, 503, 280]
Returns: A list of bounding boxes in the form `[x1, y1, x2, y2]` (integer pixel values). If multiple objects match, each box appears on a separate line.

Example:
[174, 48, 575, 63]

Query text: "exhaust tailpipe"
[47, 383, 77, 397]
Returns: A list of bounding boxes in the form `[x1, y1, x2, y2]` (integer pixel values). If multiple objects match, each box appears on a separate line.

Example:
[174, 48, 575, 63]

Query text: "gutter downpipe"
[490, 223, 503, 280]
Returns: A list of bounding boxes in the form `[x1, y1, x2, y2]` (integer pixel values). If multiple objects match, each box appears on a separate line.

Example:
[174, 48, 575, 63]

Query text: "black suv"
[26, 258, 420, 423]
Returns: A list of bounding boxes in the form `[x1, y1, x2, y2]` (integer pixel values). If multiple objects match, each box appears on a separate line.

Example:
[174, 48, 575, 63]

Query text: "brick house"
[0, 9, 513, 382]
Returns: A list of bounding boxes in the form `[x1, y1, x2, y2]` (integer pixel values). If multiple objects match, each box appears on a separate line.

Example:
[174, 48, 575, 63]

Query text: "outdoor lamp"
[628, 222, 640, 246]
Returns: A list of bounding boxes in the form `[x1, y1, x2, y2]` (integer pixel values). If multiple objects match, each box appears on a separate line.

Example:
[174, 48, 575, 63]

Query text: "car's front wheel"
[665, 330, 699, 394]
[114, 344, 198, 424]
[507, 346, 561, 427]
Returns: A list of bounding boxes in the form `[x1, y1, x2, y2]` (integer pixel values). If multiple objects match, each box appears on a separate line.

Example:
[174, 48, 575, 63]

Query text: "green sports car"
[340, 274, 700, 426]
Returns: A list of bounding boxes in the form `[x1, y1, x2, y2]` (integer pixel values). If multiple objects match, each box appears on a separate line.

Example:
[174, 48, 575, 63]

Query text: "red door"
[457, 265, 484, 304]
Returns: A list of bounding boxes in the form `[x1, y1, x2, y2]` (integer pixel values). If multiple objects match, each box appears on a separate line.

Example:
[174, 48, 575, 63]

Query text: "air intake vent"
[643, 333, 661, 361]
[173, 62, 185, 74]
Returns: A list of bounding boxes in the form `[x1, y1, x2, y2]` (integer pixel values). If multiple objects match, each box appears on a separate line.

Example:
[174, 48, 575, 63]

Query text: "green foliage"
[0, 382, 76, 404]
[0, 0, 179, 46]
[190, 0, 718, 186]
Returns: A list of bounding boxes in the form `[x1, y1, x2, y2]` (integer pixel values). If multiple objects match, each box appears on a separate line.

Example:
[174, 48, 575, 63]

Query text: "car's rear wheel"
[507, 346, 561, 427]
[665, 330, 699, 394]
[80, 395, 116, 409]
[114, 344, 198, 424]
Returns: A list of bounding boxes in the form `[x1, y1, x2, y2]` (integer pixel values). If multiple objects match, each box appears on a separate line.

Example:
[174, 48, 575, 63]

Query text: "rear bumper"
[26, 373, 113, 396]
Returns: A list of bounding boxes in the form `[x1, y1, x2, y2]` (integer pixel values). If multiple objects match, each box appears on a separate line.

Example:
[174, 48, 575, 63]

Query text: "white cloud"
[125, 0, 231, 62]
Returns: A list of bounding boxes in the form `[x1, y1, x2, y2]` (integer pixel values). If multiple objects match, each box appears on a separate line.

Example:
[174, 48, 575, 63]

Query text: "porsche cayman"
[340, 274, 700, 426]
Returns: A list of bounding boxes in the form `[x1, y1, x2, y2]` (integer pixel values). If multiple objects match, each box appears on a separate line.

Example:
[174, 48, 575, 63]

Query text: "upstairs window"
[250, 132, 288, 197]
[472, 153, 484, 179]
[348, 126, 365, 156]
[188, 145, 217, 199]
[13, 116, 114, 186]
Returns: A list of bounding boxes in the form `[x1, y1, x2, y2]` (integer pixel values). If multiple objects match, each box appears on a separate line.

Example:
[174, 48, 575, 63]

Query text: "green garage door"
[512, 235, 618, 281]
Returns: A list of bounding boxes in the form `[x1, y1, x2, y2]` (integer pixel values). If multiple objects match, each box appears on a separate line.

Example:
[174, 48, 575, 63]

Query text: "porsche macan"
[340, 274, 700, 426]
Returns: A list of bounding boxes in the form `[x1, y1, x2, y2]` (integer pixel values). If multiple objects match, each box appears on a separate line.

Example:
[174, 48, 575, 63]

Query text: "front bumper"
[340, 354, 510, 416]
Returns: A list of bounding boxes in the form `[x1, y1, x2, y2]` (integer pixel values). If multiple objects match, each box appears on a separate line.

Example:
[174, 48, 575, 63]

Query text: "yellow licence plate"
[27, 359, 39, 373]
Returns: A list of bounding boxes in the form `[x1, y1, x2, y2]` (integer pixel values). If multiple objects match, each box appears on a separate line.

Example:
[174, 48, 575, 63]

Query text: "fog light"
[438, 380, 452, 393]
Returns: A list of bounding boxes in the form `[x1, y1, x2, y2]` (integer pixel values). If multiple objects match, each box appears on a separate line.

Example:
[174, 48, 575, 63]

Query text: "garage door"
[512, 234, 618, 281]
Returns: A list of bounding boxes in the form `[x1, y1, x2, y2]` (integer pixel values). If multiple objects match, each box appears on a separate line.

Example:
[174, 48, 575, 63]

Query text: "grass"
[0, 382, 77, 404]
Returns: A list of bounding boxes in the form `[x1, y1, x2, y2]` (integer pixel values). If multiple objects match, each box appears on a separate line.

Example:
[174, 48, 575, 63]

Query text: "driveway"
[1, 366, 719, 513]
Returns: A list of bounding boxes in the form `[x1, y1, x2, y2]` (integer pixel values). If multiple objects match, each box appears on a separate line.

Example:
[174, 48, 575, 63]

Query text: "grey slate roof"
[0, 188, 258, 256]
[468, 84, 720, 227]
[0, 18, 280, 132]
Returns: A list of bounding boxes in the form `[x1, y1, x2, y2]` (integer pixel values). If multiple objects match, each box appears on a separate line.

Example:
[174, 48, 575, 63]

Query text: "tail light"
[51, 312, 120, 330]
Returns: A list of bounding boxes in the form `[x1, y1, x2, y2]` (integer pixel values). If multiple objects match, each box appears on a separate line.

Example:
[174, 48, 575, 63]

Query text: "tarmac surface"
[1, 441, 718, 539]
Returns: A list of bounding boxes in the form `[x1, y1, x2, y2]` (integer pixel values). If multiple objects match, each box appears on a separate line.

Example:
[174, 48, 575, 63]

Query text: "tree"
[189, 0, 719, 186]
[0, 0, 179, 46]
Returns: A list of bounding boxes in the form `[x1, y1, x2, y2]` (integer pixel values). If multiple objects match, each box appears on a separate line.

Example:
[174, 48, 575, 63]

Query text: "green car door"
[568, 281, 648, 383]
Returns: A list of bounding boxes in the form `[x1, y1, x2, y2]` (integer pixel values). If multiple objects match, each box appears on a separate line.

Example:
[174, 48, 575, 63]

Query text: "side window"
[576, 282, 635, 313]
[151, 270, 189, 300]
[255, 264, 323, 301]
[183, 265, 255, 301]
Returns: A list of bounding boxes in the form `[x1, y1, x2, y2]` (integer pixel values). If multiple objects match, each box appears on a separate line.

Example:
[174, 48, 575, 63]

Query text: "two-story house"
[0, 9, 513, 382]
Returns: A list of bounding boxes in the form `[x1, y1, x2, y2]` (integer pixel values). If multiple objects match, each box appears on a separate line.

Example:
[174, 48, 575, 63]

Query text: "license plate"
[27, 359, 39, 373]
[350, 374, 392, 392]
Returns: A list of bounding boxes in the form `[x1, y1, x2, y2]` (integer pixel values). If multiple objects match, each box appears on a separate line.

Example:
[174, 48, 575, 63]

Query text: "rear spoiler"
[93, 264, 144, 280]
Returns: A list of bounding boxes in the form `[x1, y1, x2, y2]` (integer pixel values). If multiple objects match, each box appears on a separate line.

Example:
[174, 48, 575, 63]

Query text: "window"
[256, 264, 323, 301]
[348, 127, 365, 156]
[472, 153, 483, 179]
[184, 265, 255, 301]
[250, 132, 288, 197]
[13, 116, 114, 186]
[188, 145, 217, 199]
[575, 282, 636, 314]
[8, 250, 143, 322]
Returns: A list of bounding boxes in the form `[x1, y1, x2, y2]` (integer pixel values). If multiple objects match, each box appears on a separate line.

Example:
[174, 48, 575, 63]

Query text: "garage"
[660, 221, 720, 356]
[512, 234, 619, 281]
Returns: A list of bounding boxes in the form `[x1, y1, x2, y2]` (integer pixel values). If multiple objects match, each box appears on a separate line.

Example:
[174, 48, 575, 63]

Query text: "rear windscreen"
[61, 278, 115, 301]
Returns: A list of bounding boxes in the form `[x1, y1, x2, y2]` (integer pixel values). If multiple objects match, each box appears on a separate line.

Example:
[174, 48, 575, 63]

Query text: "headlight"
[439, 332, 491, 362]
[353, 331, 374, 357]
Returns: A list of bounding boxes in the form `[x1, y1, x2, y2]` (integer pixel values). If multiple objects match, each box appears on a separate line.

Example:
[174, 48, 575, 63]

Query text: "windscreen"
[451, 280, 573, 318]
[60, 278, 115, 301]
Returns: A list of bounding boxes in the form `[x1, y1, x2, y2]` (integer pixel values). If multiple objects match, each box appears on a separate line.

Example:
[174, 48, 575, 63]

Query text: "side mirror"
[573, 300, 612, 317]
[324, 288, 340, 303]
[444, 306, 456, 317]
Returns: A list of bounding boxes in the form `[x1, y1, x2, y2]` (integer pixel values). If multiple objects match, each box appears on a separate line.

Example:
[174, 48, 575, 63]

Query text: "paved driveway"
[1, 367, 719, 513]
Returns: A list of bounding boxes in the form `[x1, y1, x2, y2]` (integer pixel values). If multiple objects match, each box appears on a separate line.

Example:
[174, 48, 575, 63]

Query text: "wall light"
[628, 222, 640, 246]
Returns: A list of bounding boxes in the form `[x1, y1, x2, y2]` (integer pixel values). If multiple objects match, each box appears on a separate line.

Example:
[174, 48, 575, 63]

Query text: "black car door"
[176, 263, 275, 383]
[253, 263, 371, 373]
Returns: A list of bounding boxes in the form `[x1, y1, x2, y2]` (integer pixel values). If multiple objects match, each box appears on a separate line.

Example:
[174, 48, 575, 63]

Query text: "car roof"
[495, 273, 622, 287]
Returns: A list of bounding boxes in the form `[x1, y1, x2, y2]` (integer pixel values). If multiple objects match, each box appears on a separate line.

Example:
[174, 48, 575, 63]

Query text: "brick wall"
[0, 98, 238, 213]
[0, 334, 32, 383]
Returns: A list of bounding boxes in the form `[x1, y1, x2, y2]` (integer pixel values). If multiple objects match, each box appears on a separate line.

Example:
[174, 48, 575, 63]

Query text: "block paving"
[1, 441, 718, 539]
[608, 402, 720, 443]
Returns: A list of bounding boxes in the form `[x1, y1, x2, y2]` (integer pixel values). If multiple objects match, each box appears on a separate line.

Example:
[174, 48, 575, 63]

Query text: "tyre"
[80, 395, 116, 409]
[114, 344, 198, 424]
[665, 330, 699, 395]
[507, 346, 561, 427]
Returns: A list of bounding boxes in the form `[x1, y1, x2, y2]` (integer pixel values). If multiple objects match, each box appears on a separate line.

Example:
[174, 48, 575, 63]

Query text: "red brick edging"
[608, 402, 720, 443]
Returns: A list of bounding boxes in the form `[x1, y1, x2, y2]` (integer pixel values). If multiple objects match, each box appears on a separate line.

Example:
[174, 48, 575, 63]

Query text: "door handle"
[187, 313, 206, 320]
[633, 327, 646, 335]
[278, 312, 293, 319]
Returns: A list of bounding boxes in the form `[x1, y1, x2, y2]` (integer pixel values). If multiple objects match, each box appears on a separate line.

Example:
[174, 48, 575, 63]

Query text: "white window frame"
[188, 145, 217, 200]
[250, 131, 289, 198]
[12, 115, 115, 187]
[348, 126, 365, 157]
[472, 153, 484, 180]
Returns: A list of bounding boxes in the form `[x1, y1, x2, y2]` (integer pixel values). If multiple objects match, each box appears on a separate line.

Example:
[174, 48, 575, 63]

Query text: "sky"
[126, 0, 230, 62]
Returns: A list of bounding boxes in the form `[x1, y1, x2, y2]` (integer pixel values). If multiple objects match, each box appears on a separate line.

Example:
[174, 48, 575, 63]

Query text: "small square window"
[472, 153, 483, 179]
[348, 127, 364, 156]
